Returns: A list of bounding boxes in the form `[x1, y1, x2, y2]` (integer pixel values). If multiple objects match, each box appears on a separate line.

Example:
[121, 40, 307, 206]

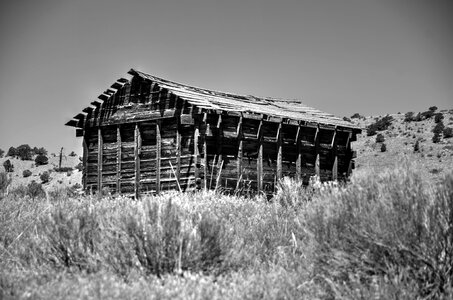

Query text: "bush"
[0, 171, 12, 196]
[421, 110, 434, 119]
[433, 121, 445, 134]
[16, 144, 33, 160]
[27, 180, 45, 199]
[444, 127, 453, 138]
[342, 116, 351, 122]
[33, 147, 48, 156]
[23, 169, 32, 178]
[434, 113, 444, 123]
[54, 167, 73, 173]
[366, 115, 393, 136]
[414, 140, 420, 152]
[433, 133, 441, 143]
[380, 143, 387, 152]
[3, 159, 14, 172]
[40, 171, 50, 183]
[404, 111, 414, 122]
[350, 113, 363, 119]
[0, 148, 4, 158]
[74, 162, 83, 172]
[414, 112, 423, 122]
[375, 133, 385, 143]
[6, 146, 17, 157]
[69, 151, 77, 157]
[35, 154, 49, 166]
[429, 105, 438, 112]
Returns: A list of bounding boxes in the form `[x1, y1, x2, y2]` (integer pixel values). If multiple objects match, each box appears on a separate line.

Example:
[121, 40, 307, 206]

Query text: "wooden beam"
[203, 121, 209, 190]
[257, 120, 263, 193]
[116, 125, 121, 194]
[194, 123, 200, 185]
[332, 156, 338, 181]
[276, 122, 282, 180]
[82, 134, 88, 191]
[331, 128, 338, 181]
[295, 125, 302, 180]
[236, 116, 243, 189]
[176, 120, 181, 186]
[314, 125, 320, 178]
[156, 120, 161, 194]
[216, 115, 223, 189]
[134, 123, 141, 199]
[97, 127, 103, 198]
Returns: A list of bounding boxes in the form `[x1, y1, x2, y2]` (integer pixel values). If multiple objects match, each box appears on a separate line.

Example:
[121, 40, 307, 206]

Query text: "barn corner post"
[97, 126, 103, 199]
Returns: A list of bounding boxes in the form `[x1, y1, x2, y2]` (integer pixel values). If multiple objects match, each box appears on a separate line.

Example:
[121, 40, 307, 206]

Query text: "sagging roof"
[129, 69, 359, 129]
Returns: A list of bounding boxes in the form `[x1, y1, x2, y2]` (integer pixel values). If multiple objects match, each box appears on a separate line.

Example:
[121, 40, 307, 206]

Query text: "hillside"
[351, 108, 453, 184]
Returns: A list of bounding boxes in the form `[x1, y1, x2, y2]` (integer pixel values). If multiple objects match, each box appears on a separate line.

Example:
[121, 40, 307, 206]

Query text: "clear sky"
[1, 0, 452, 155]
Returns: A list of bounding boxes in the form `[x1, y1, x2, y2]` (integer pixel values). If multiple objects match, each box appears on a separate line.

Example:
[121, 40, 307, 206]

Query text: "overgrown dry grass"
[1, 163, 452, 299]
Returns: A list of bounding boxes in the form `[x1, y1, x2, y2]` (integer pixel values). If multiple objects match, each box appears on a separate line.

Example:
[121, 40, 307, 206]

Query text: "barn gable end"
[66, 68, 361, 198]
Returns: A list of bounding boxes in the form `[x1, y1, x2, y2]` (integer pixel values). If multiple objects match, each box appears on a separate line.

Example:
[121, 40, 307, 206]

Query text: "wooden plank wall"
[81, 75, 357, 196]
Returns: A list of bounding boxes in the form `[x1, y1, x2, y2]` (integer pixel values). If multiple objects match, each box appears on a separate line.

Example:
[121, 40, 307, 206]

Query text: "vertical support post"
[203, 113, 208, 190]
[116, 125, 121, 194]
[176, 119, 181, 185]
[216, 114, 223, 189]
[97, 127, 103, 198]
[257, 120, 263, 193]
[331, 128, 338, 181]
[134, 123, 141, 199]
[156, 120, 161, 194]
[295, 125, 302, 180]
[236, 116, 243, 189]
[194, 122, 200, 185]
[276, 123, 283, 180]
[314, 125, 320, 178]
[82, 133, 88, 191]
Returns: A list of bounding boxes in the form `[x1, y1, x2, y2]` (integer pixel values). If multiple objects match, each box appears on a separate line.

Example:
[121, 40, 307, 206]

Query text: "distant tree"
[350, 113, 363, 119]
[366, 115, 393, 136]
[23, 169, 32, 178]
[429, 106, 438, 112]
[443, 127, 453, 139]
[343, 117, 351, 122]
[380, 143, 387, 152]
[69, 151, 77, 157]
[375, 133, 385, 143]
[421, 110, 434, 119]
[40, 171, 50, 184]
[3, 159, 14, 172]
[6, 146, 17, 157]
[413, 112, 423, 122]
[404, 112, 414, 122]
[16, 144, 32, 160]
[432, 122, 445, 134]
[35, 154, 49, 166]
[434, 113, 444, 123]
[0, 148, 4, 158]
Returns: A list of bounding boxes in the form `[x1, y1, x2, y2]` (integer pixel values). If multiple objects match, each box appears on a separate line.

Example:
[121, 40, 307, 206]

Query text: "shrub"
[34, 147, 48, 156]
[434, 113, 444, 123]
[0, 171, 12, 196]
[0, 148, 4, 158]
[375, 133, 385, 143]
[433, 133, 441, 143]
[6, 146, 17, 157]
[429, 105, 438, 112]
[380, 143, 387, 152]
[433, 121, 445, 134]
[350, 113, 363, 119]
[40, 171, 50, 183]
[23, 169, 32, 178]
[443, 127, 453, 138]
[342, 116, 351, 122]
[366, 115, 393, 136]
[3, 159, 14, 172]
[413, 112, 423, 122]
[16, 144, 33, 160]
[27, 180, 46, 199]
[35, 154, 49, 166]
[414, 140, 420, 152]
[404, 111, 414, 122]
[421, 110, 434, 119]
[75, 162, 83, 171]
[69, 151, 77, 157]
[54, 167, 73, 173]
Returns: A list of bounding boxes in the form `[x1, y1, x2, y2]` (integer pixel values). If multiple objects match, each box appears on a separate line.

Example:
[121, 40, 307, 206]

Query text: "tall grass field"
[1, 163, 452, 299]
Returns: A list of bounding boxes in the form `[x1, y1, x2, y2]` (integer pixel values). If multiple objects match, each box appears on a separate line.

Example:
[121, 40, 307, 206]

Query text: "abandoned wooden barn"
[66, 69, 361, 197]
